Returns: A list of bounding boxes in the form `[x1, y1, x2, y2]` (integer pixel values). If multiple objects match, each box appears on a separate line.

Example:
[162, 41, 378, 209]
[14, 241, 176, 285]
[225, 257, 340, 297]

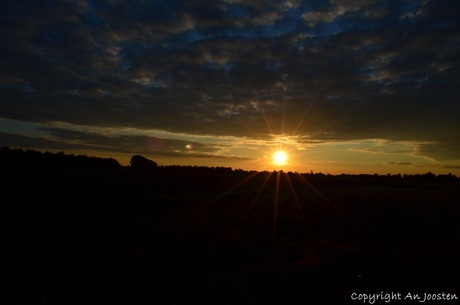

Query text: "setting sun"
[273, 150, 288, 166]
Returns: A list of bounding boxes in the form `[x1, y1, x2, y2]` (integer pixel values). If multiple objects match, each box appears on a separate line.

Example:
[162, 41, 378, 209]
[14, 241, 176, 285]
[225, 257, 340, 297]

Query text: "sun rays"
[179, 99, 352, 267]
[182, 168, 349, 268]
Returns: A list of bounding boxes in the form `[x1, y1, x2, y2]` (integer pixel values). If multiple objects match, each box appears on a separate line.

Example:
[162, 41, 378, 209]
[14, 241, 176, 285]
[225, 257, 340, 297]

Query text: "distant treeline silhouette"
[1, 147, 458, 182]
[0, 147, 121, 171]
[332, 171, 459, 182]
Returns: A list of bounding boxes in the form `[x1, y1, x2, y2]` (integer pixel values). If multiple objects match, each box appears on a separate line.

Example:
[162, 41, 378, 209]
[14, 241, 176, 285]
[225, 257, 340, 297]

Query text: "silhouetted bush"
[130, 155, 158, 171]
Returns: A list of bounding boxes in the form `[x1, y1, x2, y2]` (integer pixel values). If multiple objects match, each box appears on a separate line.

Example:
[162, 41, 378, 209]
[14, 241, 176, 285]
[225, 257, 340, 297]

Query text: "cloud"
[0, 132, 71, 151]
[415, 142, 460, 162]
[0, 0, 459, 165]
[388, 162, 412, 166]
[40, 127, 227, 157]
[302, 0, 377, 27]
[442, 164, 460, 170]
[0, 128, 252, 160]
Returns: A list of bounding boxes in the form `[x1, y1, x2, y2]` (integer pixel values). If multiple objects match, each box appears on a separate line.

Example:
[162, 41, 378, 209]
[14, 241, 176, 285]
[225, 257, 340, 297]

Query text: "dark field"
[1, 168, 460, 304]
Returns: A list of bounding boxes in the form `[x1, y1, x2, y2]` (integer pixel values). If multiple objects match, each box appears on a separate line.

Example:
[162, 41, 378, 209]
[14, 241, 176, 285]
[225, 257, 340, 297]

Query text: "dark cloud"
[0, 129, 250, 160]
[40, 127, 228, 157]
[415, 142, 460, 162]
[0, 132, 74, 151]
[442, 164, 460, 170]
[1, 0, 459, 163]
[388, 162, 412, 166]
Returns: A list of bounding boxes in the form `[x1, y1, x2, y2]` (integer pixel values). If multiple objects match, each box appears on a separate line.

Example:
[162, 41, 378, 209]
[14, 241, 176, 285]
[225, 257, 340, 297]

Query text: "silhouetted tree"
[130, 155, 157, 171]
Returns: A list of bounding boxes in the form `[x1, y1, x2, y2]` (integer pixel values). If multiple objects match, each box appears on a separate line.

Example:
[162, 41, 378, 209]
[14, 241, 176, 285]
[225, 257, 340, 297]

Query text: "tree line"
[0, 147, 121, 171]
[1, 147, 458, 182]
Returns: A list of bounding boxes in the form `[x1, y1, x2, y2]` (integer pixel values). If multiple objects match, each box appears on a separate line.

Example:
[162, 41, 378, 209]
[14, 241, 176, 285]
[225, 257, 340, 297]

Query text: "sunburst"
[272, 150, 288, 166]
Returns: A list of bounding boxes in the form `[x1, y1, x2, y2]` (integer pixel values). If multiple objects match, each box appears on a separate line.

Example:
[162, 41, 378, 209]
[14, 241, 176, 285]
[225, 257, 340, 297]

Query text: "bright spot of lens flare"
[273, 150, 288, 166]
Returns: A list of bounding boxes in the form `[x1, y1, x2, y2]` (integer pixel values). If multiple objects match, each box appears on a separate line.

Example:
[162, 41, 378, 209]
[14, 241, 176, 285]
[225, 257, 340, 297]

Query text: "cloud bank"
[1, 0, 459, 165]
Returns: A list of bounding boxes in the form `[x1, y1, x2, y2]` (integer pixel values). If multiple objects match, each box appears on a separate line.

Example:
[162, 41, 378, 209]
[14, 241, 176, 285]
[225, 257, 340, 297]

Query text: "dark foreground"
[1, 168, 460, 304]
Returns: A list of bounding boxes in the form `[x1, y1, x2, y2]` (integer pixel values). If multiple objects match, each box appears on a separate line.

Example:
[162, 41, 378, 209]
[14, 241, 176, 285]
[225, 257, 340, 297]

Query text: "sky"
[1, 0, 460, 174]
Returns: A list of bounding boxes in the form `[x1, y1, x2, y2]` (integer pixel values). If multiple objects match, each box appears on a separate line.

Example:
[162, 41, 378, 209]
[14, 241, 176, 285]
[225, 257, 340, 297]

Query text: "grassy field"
[1, 168, 460, 304]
